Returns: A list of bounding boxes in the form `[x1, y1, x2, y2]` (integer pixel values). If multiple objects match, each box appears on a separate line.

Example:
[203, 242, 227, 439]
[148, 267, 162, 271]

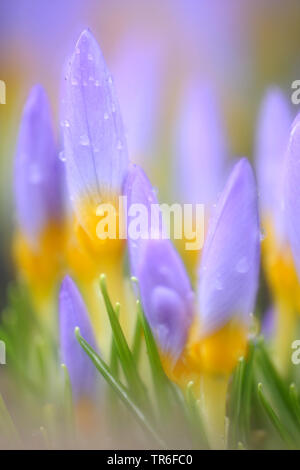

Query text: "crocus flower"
[256, 89, 299, 374]
[197, 158, 260, 374]
[59, 276, 98, 402]
[285, 114, 300, 278]
[13, 84, 64, 301]
[112, 35, 162, 163]
[61, 29, 130, 351]
[125, 164, 194, 363]
[174, 82, 227, 207]
[173, 82, 227, 278]
[255, 87, 291, 242]
[61, 29, 128, 253]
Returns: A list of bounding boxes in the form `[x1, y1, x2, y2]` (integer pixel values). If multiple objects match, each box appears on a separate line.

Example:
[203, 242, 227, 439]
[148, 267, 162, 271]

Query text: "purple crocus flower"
[198, 158, 260, 334]
[61, 29, 128, 238]
[255, 87, 291, 241]
[284, 115, 300, 277]
[174, 82, 227, 207]
[14, 84, 63, 248]
[112, 35, 162, 163]
[125, 164, 194, 360]
[59, 276, 98, 401]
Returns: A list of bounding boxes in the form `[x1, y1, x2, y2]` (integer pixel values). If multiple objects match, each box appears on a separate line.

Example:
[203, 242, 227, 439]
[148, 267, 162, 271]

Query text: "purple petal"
[284, 117, 300, 277]
[174, 82, 227, 206]
[112, 35, 162, 161]
[137, 239, 194, 359]
[125, 165, 194, 359]
[124, 163, 164, 275]
[14, 84, 63, 248]
[59, 276, 98, 401]
[61, 29, 128, 233]
[198, 158, 260, 334]
[255, 87, 292, 240]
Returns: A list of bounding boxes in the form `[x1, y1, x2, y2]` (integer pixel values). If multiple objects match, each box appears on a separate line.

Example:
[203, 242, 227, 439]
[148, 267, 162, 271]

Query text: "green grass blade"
[185, 381, 209, 449]
[257, 383, 296, 449]
[289, 383, 300, 426]
[99, 274, 147, 404]
[229, 356, 246, 448]
[131, 312, 143, 364]
[137, 299, 170, 414]
[75, 327, 166, 448]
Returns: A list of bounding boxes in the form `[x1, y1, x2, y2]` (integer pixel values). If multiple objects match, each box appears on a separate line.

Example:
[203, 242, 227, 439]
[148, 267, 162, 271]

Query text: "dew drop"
[71, 78, 78, 86]
[117, 140, 123, 150]
[79, 134, 90, 146]
[94, 80, 100, 87]
[108, 76, 113, 85]
[111, 103, 116, 113]
[75, 47, 80, 54]
[104, 112, 109, 120]
[236, 256, 249, 274]
[64, 120, 70, 128]
[87, 53, 93, 61]
[88, 75, 94, 82]
[59, 151, 66, 162]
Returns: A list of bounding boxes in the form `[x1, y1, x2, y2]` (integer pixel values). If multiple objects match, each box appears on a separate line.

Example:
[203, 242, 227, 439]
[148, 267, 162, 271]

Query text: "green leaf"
[289, 383, 300, 426]
[75, 327, 167, 448]
[257, 383, 296, 449]
[99, 274, 147, 405]
[131, 312, 143, 364]
[137, 299, 170, 414]
[254, 340, 300, 439]
[185, 381, 209, 449]
[229, 356, 246, 447]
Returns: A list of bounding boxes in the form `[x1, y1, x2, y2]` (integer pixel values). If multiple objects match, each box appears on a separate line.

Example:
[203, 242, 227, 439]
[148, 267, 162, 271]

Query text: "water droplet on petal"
[111, 103, 116, 113]
[59, 151, 66, 162]
[236, 257, 249, 274]
[87, 53, 93, 61]
[108, 76, 113, 85]
[75, 47, 80, 54]
[94, 80, 100, 87]
[71, 78, 78, 86]
[117, 140, 123, 150]
[104, 112, 109, 120]
[79, 134, 90, 146]
[88, 75, 94, 82]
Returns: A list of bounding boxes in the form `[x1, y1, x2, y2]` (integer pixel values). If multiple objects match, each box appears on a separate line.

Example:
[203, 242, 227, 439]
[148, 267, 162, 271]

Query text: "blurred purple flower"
[125, 164, 194, 360]
[255, 87, 292, 241]
[14, 84, 63, 248]
[174, 82, 227, 206]
[59, 275, 98, 401]
[198, 158, 260, 334]
[61, 29, 128, 236]
[284, 116, 300, 277]
[112, 35, 162, 162]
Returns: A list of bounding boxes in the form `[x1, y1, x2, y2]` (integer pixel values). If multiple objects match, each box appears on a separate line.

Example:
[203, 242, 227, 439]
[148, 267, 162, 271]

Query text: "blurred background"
[1, 0, 300, 310]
